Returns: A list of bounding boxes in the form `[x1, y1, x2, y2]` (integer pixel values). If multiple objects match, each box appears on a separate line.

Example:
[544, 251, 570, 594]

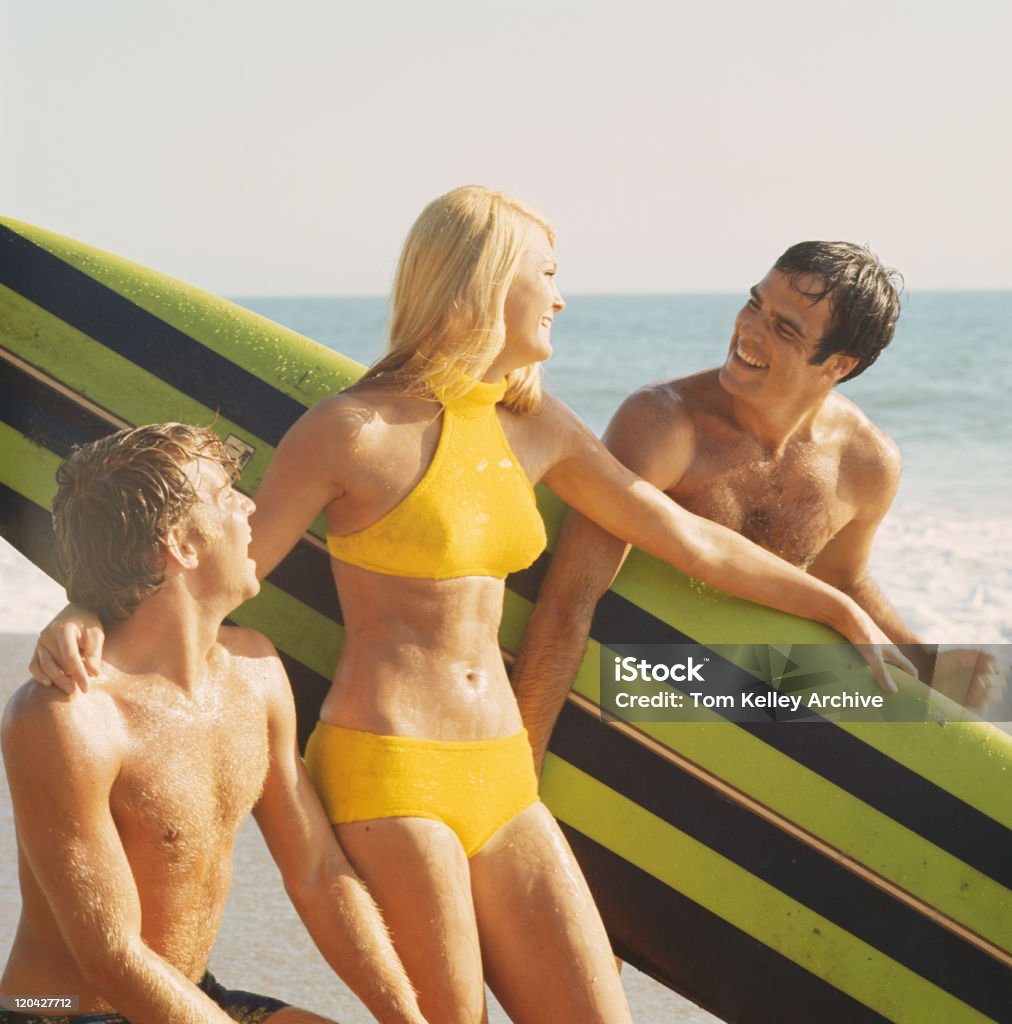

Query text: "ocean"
[1, 290, 1009, 1021]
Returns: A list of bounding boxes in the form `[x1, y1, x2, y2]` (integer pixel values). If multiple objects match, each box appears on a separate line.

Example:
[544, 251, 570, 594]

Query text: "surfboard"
[1, 217, 1009, 1024]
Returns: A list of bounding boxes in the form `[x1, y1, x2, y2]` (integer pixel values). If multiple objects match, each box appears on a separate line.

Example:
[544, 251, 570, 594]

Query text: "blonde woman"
[34, 186, 909, 1023]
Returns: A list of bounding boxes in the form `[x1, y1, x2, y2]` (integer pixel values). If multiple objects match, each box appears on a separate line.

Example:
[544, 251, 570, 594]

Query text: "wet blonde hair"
[357, 185, 554, 414]
[52, 424, 234, 626]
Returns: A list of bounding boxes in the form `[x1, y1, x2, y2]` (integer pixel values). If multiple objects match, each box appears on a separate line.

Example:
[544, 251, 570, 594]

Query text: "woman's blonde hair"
[357, 185, 554, 414]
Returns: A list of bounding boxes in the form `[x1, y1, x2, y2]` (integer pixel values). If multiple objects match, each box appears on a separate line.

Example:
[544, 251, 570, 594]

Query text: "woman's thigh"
[469, 803, 632, 1024]
[336, 817, 487, 1024]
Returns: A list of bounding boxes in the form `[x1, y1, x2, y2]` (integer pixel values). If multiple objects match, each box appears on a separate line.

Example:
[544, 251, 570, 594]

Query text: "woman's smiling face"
[491, 229, 565, 379]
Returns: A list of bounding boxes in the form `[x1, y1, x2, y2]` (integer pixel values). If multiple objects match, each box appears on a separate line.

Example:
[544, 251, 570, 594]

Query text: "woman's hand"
[28, 603, 105, 694]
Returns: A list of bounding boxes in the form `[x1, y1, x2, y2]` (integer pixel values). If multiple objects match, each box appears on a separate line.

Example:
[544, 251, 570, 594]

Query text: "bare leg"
[471, 802, 633, 1024]
[337, 818, 487, 1024]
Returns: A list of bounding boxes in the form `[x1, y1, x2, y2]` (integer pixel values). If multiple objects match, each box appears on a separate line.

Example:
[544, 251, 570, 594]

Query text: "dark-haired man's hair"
[774, 241, 903, 382]
[52, 423, 233, 626]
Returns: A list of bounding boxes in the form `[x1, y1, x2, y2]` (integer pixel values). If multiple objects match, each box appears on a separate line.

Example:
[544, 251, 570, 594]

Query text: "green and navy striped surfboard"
[1, 218, 1009, 1023]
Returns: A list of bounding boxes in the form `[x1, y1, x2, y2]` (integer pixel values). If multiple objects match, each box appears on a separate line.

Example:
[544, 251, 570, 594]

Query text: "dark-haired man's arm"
[515, 387, 694, 773]
[807, 438, 928, 669]
[514, 512, 629, 775]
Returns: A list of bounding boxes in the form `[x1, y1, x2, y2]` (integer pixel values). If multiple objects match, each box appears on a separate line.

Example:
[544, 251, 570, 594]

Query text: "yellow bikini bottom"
[303, 722, 540, 858]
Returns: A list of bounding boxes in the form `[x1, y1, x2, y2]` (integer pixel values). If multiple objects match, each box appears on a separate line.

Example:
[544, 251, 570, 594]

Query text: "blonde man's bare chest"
[109, 679, 270, 879]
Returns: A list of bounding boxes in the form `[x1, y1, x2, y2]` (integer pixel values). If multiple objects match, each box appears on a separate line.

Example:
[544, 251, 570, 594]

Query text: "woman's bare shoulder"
[502, 390, 600, 483]
[506, 390, 586, 436]
[293, 384, 433, 456]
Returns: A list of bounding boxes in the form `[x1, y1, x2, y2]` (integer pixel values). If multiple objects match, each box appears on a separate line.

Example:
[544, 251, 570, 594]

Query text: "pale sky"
[2, 0, 1010, 296]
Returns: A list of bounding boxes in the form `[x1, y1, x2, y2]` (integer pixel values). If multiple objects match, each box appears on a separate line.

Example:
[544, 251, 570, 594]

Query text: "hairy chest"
[110, 699, 270, 867]
[676, 437, 854, 568]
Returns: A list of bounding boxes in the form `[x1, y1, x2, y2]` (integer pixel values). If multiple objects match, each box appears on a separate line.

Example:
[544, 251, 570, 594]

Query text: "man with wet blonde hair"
[2, 423, 425, 1024]
[51, 423, 234, 625]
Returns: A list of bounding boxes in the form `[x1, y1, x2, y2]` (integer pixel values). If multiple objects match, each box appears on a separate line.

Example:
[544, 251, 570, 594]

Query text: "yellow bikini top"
[326, 379, 546, 580]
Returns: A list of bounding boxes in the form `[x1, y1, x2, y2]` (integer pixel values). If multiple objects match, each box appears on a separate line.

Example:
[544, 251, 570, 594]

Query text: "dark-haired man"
[514, 241, 971, 770]
[1, 424, 425, 1024]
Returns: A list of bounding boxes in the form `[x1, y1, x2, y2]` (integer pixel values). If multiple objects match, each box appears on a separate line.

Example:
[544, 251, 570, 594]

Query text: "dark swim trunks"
[0, 971, 289, 1024]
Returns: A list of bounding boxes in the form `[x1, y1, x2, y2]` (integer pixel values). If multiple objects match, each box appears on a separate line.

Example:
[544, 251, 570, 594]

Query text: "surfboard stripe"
[0, 422, 61, 510]
[563, 827, 895, 1024]
[0, 225, 307, 448]
[542, 758, 999, 1023]
[0, 284, 282, 498]
[552, 701, 1011, 1019]
[0, 481, 60, 581]
[595, 694, 1012, 951]
[0, 343, 342, 621]
[562, 664, 1012, 955]
[1, 350, 123, 454]
[585, 696, 1012, 963]
[744, 722, 1012, 887]
[586, 586, 1012, 889]
[0, 218, 363, 410]
[839, 721, 1012, 831]
[229, 580, 342, 682]
[264, 538, 344, 625]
